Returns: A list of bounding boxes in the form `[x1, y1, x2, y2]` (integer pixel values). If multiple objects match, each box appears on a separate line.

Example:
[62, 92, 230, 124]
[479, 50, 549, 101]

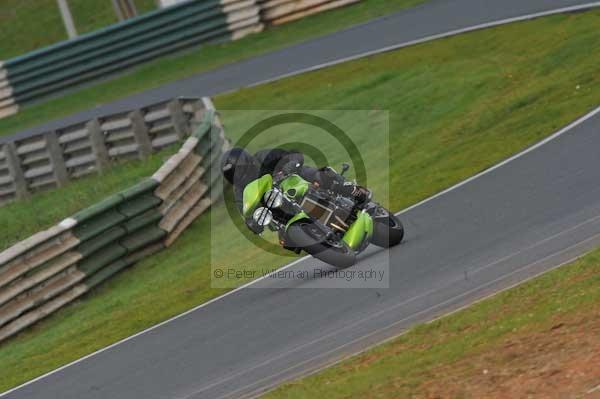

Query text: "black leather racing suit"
[254, 148, 357, 198]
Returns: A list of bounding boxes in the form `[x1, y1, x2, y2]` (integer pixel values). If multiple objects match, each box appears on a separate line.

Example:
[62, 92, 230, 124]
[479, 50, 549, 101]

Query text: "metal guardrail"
[0, 0, 367, 346]
[0, 105, 228, 344]
[0, 97, 208, 207]
[0, 0, 263, 119]
[0, 0, 363, 120]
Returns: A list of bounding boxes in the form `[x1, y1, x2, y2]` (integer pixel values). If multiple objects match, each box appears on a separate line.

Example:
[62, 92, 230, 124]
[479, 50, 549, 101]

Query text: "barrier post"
[45, 131, 69, 187]
[87, 118, 110, 172]
[168, 99, 188, 140]
[130, 110, 153, 159]
[3, 142, 28, 199]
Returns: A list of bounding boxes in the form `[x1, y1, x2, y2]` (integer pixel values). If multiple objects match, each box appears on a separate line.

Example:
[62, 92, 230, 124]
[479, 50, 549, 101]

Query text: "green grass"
[262, 247, 600, 399]
[0, 9, 599, 392]
[0, 0, 156, 60]
[0, 0, 424, 138]
[0, 146, 178, 252]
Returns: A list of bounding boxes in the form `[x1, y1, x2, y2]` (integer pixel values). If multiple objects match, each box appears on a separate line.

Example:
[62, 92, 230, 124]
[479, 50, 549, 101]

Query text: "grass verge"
[0, 0, 156, 60]
[0, 0, 424, 138]
[0, 9, 598, 392]
[0, 146, 178, 251]
[262, 247, 600, 399]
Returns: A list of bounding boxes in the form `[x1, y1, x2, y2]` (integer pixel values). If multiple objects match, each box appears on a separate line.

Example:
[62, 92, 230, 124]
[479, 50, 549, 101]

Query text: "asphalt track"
[3, 2, 600, 399]
[2, 0, 599, 143]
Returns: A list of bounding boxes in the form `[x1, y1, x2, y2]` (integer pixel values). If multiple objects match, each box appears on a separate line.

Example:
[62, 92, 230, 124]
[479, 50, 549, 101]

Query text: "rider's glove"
[350, 185, 372, 207]
[317, 166, 344, 190]
[339, 182, 371, 207]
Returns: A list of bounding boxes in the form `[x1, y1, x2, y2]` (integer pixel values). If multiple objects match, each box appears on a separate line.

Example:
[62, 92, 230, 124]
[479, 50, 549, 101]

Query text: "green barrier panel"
[122, 209, 163, 234]
[12, 14, 231, 100]
[196, 128, 222, 158]
[200, 136, 225, 175]
[119, 179, 159, 200]
[71, 194, 124, 223]
[192, 110, 214, 140]
[73, 209, 127, 242]
[0, 103, 228, 344]
[207, 135, 226, 202]
[196, 141, 210, 159]
[5, 0, 223, 75]
[15, 28, 234, 104]
[12, 14, 225, 90]
[8, 2, 224, 80]
[120, 227, 166, 253]
[197, 130, 222, 161]
[72, 180, 160, 240]
[200, 122, 221, 144]
[83, 258, 133, 289]
[207, 151, 223, 185]
[201, 153, 223, 187]
[126, 243, 165, 264]
[117, 193, 162, 219]
[212, 182, 224, 203]
[77, 226, 127, 258]
[204, 158, 223, 205]
[78, 243, 128, 276]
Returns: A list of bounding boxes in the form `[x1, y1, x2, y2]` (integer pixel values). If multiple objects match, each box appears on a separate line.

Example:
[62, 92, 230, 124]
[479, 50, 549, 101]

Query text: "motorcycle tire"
[286, 221, 356, 269]
[370, 206, 404, 248]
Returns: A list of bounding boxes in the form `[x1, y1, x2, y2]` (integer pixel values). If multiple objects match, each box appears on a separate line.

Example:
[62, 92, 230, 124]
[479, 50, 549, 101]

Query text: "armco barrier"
[0, 102, 228, 343]
[0, 0, 364, 121]
[0, 63, 17, 119]
[258, 0, 360, 25]
[0, 0, 263, 119]
[0, 97, 208, 207]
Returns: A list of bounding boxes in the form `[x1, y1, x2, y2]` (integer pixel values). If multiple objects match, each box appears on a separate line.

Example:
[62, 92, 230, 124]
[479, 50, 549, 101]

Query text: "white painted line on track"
[223, 232, 600, 399]
[246, 2, 600, 89]
[2, 7, 600, 398]
[181, 218, 600, 398]
[0, 254, 311, 398]
[3, 89, 599, 399]
[397, 105, 600, 216]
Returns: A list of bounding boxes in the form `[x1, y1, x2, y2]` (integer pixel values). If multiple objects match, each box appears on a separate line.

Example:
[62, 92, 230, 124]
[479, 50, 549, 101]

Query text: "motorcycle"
[240, 162, 404, 268]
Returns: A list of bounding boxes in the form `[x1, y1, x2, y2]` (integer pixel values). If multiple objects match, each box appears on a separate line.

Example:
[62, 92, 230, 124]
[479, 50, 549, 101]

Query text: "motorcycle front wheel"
[370, 206, 404, 248]
[286, 221, 356, 269]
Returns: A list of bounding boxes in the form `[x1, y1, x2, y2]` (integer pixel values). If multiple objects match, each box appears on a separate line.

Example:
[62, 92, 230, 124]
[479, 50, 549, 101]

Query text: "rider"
[221, 147, 371, 211]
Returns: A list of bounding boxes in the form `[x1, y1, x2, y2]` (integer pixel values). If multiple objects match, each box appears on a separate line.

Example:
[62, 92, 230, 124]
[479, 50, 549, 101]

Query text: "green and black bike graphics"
[240, 168, 403, 268]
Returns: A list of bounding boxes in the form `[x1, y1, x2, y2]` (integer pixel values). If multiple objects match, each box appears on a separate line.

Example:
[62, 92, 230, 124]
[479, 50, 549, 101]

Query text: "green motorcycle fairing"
[285, 211, 310, 230]
[243, 173, 372, 250]
[242, 174, 272, 217]
[279, 174, 310, 201]
[343, 210, 374, 250]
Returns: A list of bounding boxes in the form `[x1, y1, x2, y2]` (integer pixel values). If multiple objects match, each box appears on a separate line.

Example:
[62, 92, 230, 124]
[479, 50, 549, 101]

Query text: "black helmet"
[221, 148, 259, 188]
[254, 148, 304, 177]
